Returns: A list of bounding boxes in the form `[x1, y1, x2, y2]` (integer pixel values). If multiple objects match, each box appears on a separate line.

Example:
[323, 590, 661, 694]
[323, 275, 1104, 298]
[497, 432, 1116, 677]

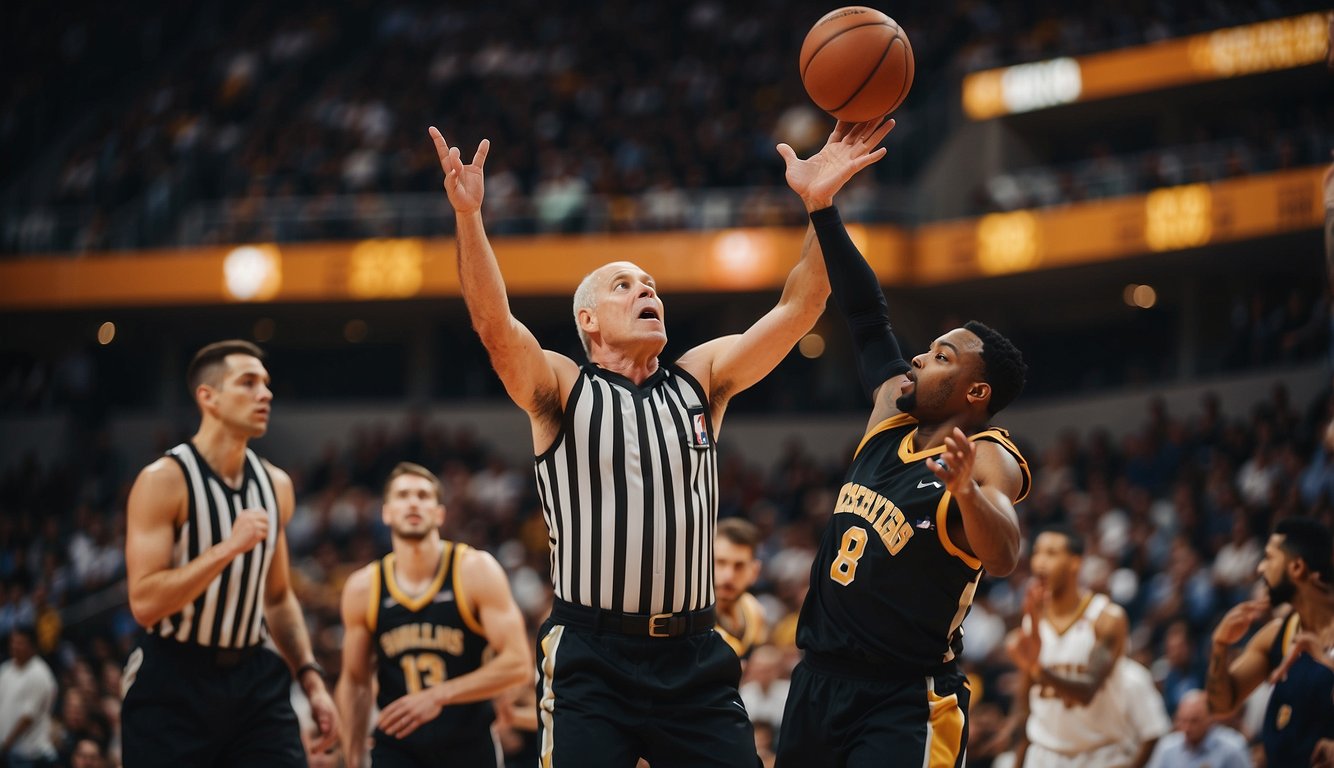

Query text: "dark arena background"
[1, 2, 1331, 766]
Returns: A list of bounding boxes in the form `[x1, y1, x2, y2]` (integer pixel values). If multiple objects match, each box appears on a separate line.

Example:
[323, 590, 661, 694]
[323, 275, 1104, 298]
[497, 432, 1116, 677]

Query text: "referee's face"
[384, 474, 445, 541]
[594, 261, 666, 353]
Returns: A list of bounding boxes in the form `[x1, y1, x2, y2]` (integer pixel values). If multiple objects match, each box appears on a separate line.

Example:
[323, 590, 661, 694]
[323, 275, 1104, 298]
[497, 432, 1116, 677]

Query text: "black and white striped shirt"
[535, 363, 718, 614]
[152, 442, 278, 648]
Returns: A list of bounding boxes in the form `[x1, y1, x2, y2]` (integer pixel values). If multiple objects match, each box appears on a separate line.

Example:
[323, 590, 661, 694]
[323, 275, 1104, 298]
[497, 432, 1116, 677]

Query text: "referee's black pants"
[535, 602, 759, 767]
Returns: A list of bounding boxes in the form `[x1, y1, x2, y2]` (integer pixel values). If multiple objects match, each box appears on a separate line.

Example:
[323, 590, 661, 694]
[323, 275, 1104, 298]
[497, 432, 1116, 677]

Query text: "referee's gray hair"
[573, 268, 601, 357]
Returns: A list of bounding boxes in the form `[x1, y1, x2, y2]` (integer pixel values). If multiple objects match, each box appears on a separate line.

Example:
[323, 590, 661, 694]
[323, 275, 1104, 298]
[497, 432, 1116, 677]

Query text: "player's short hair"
[716, 517, 760, 554]
[186, 340, 265, 395]
[1038, 524, 1085, 556]
[964, 321, 1026, 415]
[1275, 517, 1333, 585]
[384, 461, 444, 505]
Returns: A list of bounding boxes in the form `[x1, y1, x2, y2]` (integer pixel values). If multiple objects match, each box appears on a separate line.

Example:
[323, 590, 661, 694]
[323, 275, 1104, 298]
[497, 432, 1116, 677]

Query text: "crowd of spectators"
[3, 0, 1323, 253]
[975, 93, 1334, 214]
[1, 369, 1330, 766]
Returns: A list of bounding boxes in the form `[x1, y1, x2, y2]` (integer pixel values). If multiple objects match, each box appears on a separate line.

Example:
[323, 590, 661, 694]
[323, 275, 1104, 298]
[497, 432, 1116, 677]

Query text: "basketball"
[799, 6, 914, 122]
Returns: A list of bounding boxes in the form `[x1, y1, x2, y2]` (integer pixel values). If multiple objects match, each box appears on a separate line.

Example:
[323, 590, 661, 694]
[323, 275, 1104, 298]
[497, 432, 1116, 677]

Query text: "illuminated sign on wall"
[963, 13, 1328, 119]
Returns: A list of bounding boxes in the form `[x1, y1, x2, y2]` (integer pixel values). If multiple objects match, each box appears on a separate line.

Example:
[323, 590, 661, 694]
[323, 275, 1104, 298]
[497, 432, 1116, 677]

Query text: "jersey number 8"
[829, 527, 869, 586]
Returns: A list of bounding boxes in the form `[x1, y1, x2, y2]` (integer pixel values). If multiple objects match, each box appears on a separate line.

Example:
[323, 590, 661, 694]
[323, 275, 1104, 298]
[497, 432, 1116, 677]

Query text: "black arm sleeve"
[810, 206, 910, 397]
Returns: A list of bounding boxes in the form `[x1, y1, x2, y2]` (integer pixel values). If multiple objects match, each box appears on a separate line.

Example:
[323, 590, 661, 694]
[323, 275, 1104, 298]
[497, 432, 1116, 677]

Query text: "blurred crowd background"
[2, 1, 1333, 767]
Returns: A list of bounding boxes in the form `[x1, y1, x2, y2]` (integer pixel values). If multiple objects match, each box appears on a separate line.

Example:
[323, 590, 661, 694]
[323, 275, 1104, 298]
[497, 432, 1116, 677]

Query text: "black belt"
[551, 598, 715, 638]
[146, 634, 263, 668]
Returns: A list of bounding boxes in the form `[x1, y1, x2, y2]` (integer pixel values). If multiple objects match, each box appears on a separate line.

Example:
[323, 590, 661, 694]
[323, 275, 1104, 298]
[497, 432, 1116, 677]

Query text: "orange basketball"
[799, 7, 914, 122]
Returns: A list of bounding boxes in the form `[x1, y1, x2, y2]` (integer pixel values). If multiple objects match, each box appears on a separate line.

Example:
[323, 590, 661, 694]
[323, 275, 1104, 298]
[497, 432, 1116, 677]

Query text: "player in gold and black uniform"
[335, 463, 529, 768]
[772, 119, 1030, 768]
[714, 518, 768, 661]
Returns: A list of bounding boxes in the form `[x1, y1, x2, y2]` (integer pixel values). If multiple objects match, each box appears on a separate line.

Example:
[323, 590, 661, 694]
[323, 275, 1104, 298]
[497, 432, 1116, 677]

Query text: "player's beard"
[895, 390, 917, 413]
[1266, 571, 1297, 605]
[393, 525, 432, 542]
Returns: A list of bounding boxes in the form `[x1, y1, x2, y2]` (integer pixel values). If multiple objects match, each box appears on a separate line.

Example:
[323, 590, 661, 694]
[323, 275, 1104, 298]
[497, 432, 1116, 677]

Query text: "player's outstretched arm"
[670, 122, 903, 423]
[335, 565, 376, 768]
[428, 127, 570, 423]
[779, 119, 910, 416]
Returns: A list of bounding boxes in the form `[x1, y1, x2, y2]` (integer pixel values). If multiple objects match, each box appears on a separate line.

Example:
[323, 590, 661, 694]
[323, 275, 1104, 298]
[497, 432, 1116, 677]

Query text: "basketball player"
[121, 340, 339, 767]
[1205, 518, 1334, 767]
[714, 518, 768, 660]
[427, 117, 894, 767]
[335, 462, 529, 768]
[1006, 527, 1139, 768]
[771, 121, 1030, 768]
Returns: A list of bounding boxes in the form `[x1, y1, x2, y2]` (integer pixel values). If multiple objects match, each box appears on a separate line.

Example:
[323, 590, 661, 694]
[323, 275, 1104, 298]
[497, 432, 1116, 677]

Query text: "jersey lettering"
[833, 482, 914, 556]
[379, 623, 466, 658]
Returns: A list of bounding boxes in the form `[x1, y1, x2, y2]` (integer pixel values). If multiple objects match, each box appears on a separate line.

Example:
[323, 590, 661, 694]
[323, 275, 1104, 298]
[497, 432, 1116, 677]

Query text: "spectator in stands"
[69, 737, 104, 768]
[1145, 689, 1250, 768]
[0, 625, 59, 767]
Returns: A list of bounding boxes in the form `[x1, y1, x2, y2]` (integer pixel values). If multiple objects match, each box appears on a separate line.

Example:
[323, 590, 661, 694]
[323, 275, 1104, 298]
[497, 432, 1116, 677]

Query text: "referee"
[121, 340, 339, 766]
[429, 119, 893, 766]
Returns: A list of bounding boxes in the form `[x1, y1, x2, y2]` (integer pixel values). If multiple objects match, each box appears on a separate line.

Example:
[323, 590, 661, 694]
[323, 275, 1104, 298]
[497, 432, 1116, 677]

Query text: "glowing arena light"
[223, 245, 282, 301]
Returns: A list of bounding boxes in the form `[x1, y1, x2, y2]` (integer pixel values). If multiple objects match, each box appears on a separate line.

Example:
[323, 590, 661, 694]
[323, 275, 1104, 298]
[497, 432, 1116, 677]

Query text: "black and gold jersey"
[1262, 613, 1334, 766]
[797, 414, 1030, 670]
[716, 592, 768, 660]
[370, 541, 493, 752]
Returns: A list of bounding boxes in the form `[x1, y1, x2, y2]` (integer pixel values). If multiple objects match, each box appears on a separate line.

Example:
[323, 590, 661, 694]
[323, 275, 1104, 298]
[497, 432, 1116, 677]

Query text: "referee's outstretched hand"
[429, 126, 488, 215]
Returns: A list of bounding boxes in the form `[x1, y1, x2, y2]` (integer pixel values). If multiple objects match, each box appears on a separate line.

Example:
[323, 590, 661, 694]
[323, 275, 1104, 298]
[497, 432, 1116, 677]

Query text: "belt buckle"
[648, 612, 673, 638]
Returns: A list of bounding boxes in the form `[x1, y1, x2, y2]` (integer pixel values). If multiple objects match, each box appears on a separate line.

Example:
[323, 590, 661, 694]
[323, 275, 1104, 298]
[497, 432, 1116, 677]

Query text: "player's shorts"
[535, 599, 758, 768]
[370, 725, 502, 768]
[121, 635, 306, 768]
[775, 652, 970, 768]
[1022, 741, 1135, 768]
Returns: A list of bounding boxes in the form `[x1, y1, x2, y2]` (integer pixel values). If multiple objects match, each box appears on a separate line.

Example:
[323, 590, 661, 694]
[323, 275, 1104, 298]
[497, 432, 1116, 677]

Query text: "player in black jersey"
[714, 518, 767, 660]
[771, 119, 1031, 768]
[428, 119, 893, 767]
[336, 462, 529, 768]
[1206, 518, 1334, 767]
[122, 340, 339, 767]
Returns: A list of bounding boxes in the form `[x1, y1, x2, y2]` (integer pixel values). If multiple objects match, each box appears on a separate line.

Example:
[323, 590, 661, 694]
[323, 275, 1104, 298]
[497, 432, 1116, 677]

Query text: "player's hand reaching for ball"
[777, 117, 896, 212]
[429, 127, 487, 214]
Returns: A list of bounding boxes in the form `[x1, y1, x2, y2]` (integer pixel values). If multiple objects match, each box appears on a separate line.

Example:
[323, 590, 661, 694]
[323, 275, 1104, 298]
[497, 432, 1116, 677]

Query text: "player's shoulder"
[258, 457, 293, 489]
[342, 560, 380, 599]
[458, 543, 506, 581]
[1094, 598, 1129, 631]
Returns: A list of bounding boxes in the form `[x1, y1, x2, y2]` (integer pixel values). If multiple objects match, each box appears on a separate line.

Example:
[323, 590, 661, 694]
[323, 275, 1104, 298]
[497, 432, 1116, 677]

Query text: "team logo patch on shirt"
[689, 408, 710, 448]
